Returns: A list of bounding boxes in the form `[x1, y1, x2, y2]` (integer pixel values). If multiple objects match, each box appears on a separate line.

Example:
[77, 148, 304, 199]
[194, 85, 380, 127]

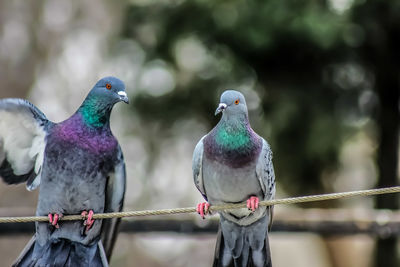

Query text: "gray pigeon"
[0, 76, 129, 266]
[192, 90, 276, 267]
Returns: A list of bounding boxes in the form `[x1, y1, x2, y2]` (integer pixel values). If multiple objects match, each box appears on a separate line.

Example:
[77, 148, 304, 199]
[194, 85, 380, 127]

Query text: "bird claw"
[81, 210, 95, 234]
[247, 196, 259, 212]
[196, 202, 210, 219]
[48, 213, 63, 229]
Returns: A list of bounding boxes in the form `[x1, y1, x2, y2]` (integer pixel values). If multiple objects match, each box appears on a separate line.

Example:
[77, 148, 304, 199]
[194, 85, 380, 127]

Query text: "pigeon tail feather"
[13, 237, 108, 267]
[213, 216, 272, 267]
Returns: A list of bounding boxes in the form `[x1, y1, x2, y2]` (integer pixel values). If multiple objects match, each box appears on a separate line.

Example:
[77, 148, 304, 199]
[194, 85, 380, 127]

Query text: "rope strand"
[0, 186, 399, 223]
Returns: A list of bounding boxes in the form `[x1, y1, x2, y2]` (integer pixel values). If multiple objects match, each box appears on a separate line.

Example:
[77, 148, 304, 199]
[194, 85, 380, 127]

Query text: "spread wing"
[256, 139, 276, 229]
[192, 136, 207, 200]
[0, 98, 51, 191]
[101, 146, 126, 261]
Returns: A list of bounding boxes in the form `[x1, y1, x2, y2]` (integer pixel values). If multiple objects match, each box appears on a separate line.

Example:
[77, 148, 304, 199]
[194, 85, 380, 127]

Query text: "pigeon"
[0, 76, 129, 267]
[192, 90, 276, 267]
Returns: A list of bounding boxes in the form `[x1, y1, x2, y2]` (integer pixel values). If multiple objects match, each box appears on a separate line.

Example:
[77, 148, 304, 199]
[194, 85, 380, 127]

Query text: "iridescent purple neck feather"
[204, 116, 262, 168]
[52, 113, 117, 154]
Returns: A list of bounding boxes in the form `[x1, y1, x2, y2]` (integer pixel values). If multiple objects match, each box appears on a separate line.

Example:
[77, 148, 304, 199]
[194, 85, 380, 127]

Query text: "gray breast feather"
[0, 98, 50, 190]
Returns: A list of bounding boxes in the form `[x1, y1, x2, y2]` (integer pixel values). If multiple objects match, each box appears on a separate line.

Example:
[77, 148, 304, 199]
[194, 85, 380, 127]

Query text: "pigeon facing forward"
[0, 77, 129, 266]
[192, 90, 276, 267]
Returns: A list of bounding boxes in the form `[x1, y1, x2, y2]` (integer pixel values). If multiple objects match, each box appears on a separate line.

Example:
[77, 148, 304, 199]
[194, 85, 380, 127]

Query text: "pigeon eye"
[234, 99, 240, 105]
[106, 83, 112, 90]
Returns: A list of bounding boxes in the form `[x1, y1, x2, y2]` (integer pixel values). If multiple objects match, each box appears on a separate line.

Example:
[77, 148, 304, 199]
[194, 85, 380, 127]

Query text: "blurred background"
[0, 0, 399, 266]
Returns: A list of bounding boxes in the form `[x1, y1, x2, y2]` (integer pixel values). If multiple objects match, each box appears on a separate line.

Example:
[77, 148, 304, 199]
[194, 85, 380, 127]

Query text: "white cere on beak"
[219, 103, 227, 109]
[118, 91, 127, 97]
[215, 103, 228, 115]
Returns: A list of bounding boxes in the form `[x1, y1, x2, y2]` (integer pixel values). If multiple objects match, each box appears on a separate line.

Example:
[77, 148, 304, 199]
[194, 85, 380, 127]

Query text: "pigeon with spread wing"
[0, 76, 129, 266]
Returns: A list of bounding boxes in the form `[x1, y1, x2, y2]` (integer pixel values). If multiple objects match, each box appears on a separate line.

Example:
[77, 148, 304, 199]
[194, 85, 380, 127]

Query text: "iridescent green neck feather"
[215, 121, 251, 150]
[78, 97, 111, 128]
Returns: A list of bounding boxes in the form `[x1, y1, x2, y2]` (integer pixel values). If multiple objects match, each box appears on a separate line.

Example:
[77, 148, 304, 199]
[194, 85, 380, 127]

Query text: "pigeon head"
[215, 90, 248, 118]
[90, 76, 129, 105]
[78, 76, 129, 128]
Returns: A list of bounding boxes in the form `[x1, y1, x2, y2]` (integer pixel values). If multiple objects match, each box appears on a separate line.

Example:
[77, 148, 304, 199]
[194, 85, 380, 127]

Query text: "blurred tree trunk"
[372, 5, 400, 264]
[351, 1, 400, 265]
[372, 1, 400, 265]
[374, 71, 400, 267]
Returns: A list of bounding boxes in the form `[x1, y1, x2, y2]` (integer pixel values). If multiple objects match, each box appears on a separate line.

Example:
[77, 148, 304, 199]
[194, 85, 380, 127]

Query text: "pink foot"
[196, 202, 210, 219]
[81, 210, 95, 233]
[246, 196, 259, 212]
[48, 213, 63, 229]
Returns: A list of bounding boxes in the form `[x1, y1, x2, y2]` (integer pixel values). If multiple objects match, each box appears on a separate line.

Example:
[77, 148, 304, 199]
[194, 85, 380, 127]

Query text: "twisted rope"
[1, 186, 399, 223]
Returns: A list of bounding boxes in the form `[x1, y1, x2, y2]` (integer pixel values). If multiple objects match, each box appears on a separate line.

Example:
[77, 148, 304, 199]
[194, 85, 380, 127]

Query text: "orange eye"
[106, 83, 112, 90]
[234, 99, 240, 105]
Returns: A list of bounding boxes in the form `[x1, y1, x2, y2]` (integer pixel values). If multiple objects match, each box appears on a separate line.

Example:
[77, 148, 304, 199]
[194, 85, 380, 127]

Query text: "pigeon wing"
[192, 136, 207, 201]
[101, 146, 126, 261]
[256, 139, 276, 229]
[0, 98, 51, 190]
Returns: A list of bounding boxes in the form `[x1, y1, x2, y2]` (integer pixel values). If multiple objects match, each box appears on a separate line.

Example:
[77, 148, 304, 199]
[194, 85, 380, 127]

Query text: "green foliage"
[120, 0, 393, 198]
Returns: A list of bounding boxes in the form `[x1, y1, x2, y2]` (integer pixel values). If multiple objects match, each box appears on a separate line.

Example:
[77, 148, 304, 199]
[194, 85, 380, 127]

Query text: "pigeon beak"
[118, 91, 129, 104]
[215, 103, 227, 115]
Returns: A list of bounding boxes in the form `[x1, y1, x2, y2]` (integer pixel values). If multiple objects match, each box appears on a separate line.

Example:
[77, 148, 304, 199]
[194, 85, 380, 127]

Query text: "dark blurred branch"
[1, 209, 400, 238]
